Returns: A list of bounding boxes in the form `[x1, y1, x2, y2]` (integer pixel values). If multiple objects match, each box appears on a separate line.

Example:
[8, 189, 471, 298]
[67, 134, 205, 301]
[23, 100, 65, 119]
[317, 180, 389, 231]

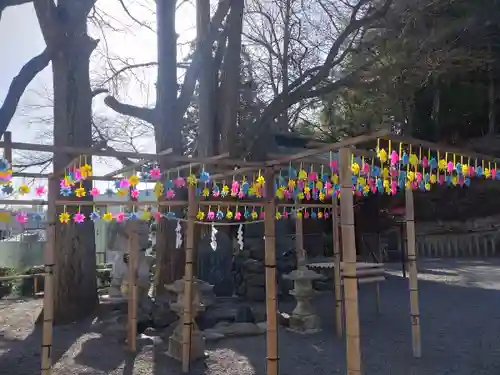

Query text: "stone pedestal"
[284, 267, 323, 334]
[165, 278, 214, 363]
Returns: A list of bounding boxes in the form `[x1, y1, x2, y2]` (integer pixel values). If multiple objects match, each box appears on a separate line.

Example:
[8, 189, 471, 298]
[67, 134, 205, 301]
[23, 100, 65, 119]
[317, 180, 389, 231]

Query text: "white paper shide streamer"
[237, 224, 244, 251]
[210, 224, 218, 251]
[175, 220, 183, 249]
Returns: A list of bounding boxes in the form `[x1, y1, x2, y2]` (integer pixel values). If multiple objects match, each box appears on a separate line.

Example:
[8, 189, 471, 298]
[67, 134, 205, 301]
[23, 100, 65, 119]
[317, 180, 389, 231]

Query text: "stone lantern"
[165, 278, 214, 363]
[284, 267, 323, 333]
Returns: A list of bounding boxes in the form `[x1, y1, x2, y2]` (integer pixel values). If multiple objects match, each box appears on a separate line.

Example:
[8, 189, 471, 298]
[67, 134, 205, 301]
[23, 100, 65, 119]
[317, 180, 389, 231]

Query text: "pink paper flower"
[73, 212, 86, 223]
[60, 179, 69, 188]
[90, 187, 101, 197]
[116, 212, 126, 222]
[329, 160, 338, 171]
[74, 169, 82, 181]
[283, 211, 289, 219]
[166, 189, 175, 199]
[15, 212, 27, 223]
[238, 191, 245, 199]
[231, 181, 239, 196]
[324, 212, 329, 219]
[173, 177, 186, 188]
[150, 168, 161, 180]
[235, 212, 242, 220]
[131, 189, 140, 199]
[259, 211, 265, 219]
[119, 179, 130, 188]
[154, 211, 162, 221]
[207, 211, 215, 220]
[35, 185, 46, 197]
[308, 172, 318, 181]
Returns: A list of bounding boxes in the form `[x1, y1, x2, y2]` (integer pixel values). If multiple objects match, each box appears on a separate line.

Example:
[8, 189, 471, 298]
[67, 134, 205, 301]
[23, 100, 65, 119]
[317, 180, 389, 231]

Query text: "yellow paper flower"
[226, 210, 233, 219]
[275, 211, 281, 220]
[298, 170, 308, 180]
[452, 176, 458, 185]
[296, 211, 303, 218]
[102, 212, 113, 222]
[382, 167, 389, 179]
[318, 211, 323, 219]
[438, 159, 447, 171]
[222, 185, 230, 195]
[128, 175, 140, 187]
[80, 164, 92, 179]
[248, 186, 256, 196]
[484, 168, 491, 179]
[405, 181, 412, 190]
[297, 192, 305, 200]
[288, 179, 296, 188]
[425, 183, 431, 191]
[304, 186, 310, 194]
[409, 154, 419, 168]
[256, 175, 265, 186]
[59, 212, 70, 224]
[378, 148, 387, 163]
[319, 192, 325, 201]
[430, 174, 437, 184]
[141, 210, 152, 221]
[251, 211, 258, 219]
[351, 162, 360, 175]
[407, 171, 415, 182]
[363, 185, 370, 194]
[331, 174, 339, 184]
[196, 211, 205, 220]
[202, 187, 210, 197]
[462, 165, 469, 176]
[187, 174, 197, 186]
[316, 181, 323, 190]
[383, 179, 390, 188]
[75, 187, 86, 197]
[18, 184, 30, 195]
[153, 182, 164, 198]
[275, 187, 285, 199]
[358, 177, 366, 186]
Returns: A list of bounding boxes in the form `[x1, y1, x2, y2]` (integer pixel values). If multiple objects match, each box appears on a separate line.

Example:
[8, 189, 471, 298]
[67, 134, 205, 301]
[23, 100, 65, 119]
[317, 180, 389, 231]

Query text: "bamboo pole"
[264, 167, 278, 375]
[182, 185, 197, 373]
[127, 222, 139, 352]
[41, 177, 56, 375]
[332, 199, 343, 338]
[405, 188, 422, 358]
[338, 147, 361, 375]
[295, 201, 305, 266]
[104, 147, 173, 177]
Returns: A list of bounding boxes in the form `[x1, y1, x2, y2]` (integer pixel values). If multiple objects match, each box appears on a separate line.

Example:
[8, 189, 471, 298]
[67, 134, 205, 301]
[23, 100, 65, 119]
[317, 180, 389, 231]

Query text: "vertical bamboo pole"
[127, 221, 139, 352]
[332, 199, 343, 338]
[339, 148, 361, 375]
[264, 167, 278, 375]
[181, 185, 196, 373]
[295, 201, 305, 266]
[405, 188, 421, 358]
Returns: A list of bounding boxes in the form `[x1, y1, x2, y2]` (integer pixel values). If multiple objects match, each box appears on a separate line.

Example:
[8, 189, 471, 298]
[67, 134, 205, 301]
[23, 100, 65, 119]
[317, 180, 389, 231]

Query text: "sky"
[0, 0, 197, 197]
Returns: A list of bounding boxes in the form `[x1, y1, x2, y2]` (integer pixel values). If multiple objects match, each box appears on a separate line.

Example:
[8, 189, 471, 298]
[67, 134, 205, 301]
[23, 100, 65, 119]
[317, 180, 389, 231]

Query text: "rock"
[246, 273, 266, 287]
[211, 322, 265, 337]
[235, 305, 255, 323]
[151, 302, 179, 328]
[243, 259, 264, 273]
[251, 306, 266, 322]
[197, 304, 236, 329]
[245, 286, 266, 302]
[278, 312, 291, 327]
[203, 330, 226, 342]
[257, 322, 267, 331]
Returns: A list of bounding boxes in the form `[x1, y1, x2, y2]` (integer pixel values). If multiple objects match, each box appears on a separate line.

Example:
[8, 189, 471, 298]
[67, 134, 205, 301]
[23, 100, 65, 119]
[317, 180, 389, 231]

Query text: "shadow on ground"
[2, 259, 500, 375]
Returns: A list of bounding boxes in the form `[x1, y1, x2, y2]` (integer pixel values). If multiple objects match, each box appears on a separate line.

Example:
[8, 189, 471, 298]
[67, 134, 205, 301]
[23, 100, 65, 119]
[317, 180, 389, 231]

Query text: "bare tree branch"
[0, 47, 51, 138]
[0, 0, 32, 21]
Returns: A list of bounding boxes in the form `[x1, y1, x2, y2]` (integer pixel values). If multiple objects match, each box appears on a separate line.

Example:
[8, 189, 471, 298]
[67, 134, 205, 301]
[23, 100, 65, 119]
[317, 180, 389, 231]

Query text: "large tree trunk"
[50, 17, 98, 324]
[154, 0, 184, 294]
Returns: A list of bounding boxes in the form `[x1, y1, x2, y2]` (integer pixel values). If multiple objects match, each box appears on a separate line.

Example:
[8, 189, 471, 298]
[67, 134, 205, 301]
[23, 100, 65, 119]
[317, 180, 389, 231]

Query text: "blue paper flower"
[2, 184, 13, 195]
[105, 188, 114, 197]
[216, 210, 224, 220]
[199, 172, 210, 182]
[166, 212, 176, 218]
[429, 158, 437, 170]
[60, 186, 72, 196]
[90, 211, 100, 221]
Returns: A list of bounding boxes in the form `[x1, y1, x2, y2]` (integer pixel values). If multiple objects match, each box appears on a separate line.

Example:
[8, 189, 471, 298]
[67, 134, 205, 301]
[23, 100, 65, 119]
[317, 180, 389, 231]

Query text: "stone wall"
[232, 222, 297, 301]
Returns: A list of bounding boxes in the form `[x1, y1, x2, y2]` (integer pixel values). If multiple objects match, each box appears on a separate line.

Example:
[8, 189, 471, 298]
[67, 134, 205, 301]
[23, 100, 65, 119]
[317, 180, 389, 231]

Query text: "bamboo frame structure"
[3, 128, 500, 375]
[339, 147, 362, 375]
[264, 167, 279, 375]
[182, 185, 197, 373]
[405, 188, 422, 358]
[332, 199, 343, 338]
[295, 201, 305, 266]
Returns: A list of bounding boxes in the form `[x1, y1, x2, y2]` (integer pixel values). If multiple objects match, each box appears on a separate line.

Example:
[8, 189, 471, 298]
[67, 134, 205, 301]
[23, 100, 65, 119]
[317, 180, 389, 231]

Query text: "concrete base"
[167, 330, 206, 363]
[287, 313, 321, 334]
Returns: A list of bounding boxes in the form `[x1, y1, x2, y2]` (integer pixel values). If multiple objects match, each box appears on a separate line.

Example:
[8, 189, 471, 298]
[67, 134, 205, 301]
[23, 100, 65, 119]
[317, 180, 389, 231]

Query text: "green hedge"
[0, 263, 114, 298]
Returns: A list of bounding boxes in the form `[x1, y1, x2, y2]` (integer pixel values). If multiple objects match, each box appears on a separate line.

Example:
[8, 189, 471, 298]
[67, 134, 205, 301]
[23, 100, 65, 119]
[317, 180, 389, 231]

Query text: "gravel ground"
[2, 258, 500, 375]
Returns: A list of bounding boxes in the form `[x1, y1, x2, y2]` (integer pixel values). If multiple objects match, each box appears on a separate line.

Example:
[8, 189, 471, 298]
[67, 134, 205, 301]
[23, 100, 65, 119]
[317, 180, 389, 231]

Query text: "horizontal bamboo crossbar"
[104, 147, 174, 177]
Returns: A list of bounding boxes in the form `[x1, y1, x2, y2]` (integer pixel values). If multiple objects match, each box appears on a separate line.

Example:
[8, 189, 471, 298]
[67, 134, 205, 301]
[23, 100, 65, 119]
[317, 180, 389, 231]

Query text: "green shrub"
[0, 267, 17, 298]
